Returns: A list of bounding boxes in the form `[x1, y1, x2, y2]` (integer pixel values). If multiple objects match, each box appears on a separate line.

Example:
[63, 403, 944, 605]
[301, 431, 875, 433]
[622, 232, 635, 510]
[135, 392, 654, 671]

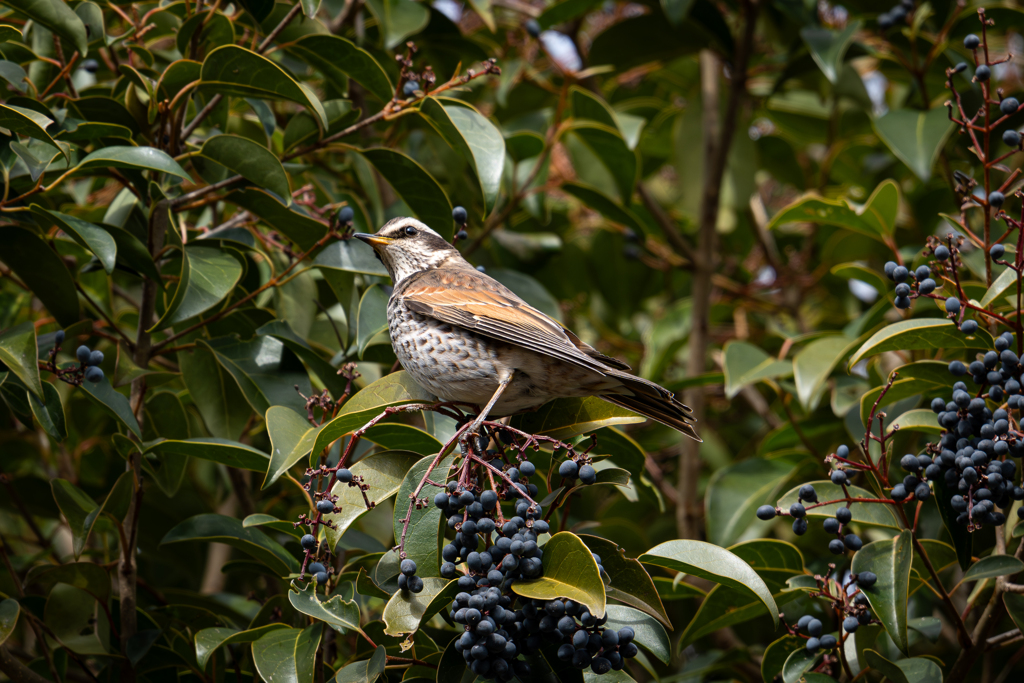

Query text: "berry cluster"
[792, 571, 876, 655]
[883, 261, 935, 310]
[453, 205, 469, 242]
[877, 0, 915, 31]
[756, 479, 863, 554]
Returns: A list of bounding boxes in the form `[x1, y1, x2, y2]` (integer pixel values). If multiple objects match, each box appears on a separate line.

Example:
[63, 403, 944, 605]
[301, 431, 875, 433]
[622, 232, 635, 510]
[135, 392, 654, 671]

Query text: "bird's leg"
[461, 371, 514, 452]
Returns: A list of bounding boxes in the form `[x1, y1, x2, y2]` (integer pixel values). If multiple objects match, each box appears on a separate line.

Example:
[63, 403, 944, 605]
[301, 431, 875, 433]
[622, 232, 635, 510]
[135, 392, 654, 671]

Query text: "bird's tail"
[600, 372, 701, 442]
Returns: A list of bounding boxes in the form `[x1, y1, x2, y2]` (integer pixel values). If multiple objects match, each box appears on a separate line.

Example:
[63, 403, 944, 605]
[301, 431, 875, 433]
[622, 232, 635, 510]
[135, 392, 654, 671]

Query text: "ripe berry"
[520, 461, 536, 477]
[408, 575, 424, 593]
[844, 534, 863, 551]
[790, 503, 806, 518]
[403, 81, 420, 97]
[792, 518, 808, 535]
[858, 571, 878, 588]
[76, 345, 91, 363]
[953, 62, 968, 73]
[797, 615, 813, 630]
[918, 278, 935, 294]
[844, 616, 860, 633]
[892, 265, 909, 283]
[85, 367, 104, 383]
[823, 518, 840, 534]
[452, 206, 468, 224]
[990, 191, 1005, 208]
[316, 500, 334, 514]
[54, 330, 65, 345]
[401, 559, 417, 576]
[976, 65, 992, 81]
[894, 295, 911, 309]
[338, 206, 354, 224]
[807, 619, 823, 637]
[805, 637, 820, 652]
[878, 13, 893, 30]
[1001, 97, 1020, 116]
[819, 635, 837, 649]
[799, 484, 818, 503]
[884, 261, 898, 279]
[991, 243, 1006, 260]
[307, 562, 326, 574]
[1005, 130, 1022, 147]
[945, 297, 961, 314]
[314, 571, 329, 585]
[964, 34, 981, 49]
[88, 350, 104, 366]
[525, 19, 541, 38]
[456, 229, 468, 241]
[81, 59, 99, 73]
[578, 465, 597, 485]
[337, 468, 353, 483]
[558, 460, 578, 479]
[891, 483, 908, 501]
[756, 505, 776, 520]
[829, 539, 845, 555]
[300, 534, 317, 550]
[830, 470, 848, 486]
[961, 320, 979, 334]
[935, 245, 950, 260]
[836, 507, 852, 524]
[894, 282, 911, 297]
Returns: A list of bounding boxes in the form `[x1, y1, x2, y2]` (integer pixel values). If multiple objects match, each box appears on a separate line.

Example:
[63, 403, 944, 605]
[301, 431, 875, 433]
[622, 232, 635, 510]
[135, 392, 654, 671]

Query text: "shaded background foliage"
[1, 0, 1024, 682]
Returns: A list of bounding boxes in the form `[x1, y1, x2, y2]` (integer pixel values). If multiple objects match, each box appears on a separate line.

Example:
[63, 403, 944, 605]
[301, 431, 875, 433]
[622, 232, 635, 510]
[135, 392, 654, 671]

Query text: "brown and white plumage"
[354, 217, 700, 441]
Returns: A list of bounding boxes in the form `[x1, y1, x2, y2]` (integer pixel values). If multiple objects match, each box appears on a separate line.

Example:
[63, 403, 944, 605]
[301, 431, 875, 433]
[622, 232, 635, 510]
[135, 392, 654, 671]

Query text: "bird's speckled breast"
[387, 295, 613, 414]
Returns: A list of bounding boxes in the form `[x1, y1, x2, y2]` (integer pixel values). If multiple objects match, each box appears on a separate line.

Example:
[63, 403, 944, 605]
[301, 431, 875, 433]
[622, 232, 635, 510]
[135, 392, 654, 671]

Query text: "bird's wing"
[397, 268, 619, 375]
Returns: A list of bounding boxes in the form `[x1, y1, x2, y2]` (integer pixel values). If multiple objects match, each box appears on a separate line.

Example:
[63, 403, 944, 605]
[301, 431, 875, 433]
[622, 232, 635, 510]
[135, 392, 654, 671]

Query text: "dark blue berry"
[452, 206, 468, 224]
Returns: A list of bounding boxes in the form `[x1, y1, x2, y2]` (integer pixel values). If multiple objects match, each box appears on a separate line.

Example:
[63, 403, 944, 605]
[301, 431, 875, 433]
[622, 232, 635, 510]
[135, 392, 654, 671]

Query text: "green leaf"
[78, 369, 142, 437]
[257, 321, 352, 400]
[144, 438, 269, 472]
[199, 335, 311, 415]
[324, 450, 423, 550]
[150, 245, 243, 330]
[199, 134, 291, 201]
[962, 555, 1024, 582]
[604, 605, 670, 664]
[761, 636, 804, 683]
[778, 480, 901, 529]
[851, 530, 913, 655]
[162, 514, 300, 576]
[74, 146, 192, 181]
[44, 583, 109, 655]
[195, 624, 291, 670]
[199, 45, 327, 128]
[364, 423, 442, 455]
[29, 381, 66, 441]
[7, 0, 88, 55]
[313, 238, 389, 277]
[561, 182, 646, 236]
[831, 262, 889, 300]
[382, 577, 453, 636]
[265, 407, 319, 487]
[0, 598, 19, 647]
[252, 625, 322, 683]
[363, 0, 430, 50]
[355, 148, 454, 241]
[282, 99, 360, 153]
[24, 561, 110, 606]
[781, 647, 819, 683]
[568, 121, 637, 204]
[30, 206, 117, 273]
[0, 104, 67, 161]
[862, 649, 937, 683]
[980, 266, 1018, 308]
[290, 35, 394, 103]
[226, 188, 328, 250]
[706, 454, 808, 547]
[874, 107, 955, 181]
[888, 408, 943, 435]
[511, 396, 645, 439]
[356, 284, 389, 358]
[0, 321, 42, 398]
[768, 180, 900, 242]
[0, 227, 80, 327]
[51, 478, 98, 558]
[721, 341, 793, 399]
[393, 454, 455, 577]
[578, 535, 670, 628]
[421, 98, 506, 213]
[793, 336, 857, 409]
[800, 21, 860, 84]
[331, 646, 386, 683]
[1004, 592, 1024, 634]
[288, 581, 362, 633]
[0, 25, 22, 42]
[512, 532, 607, 617]
[179, 346, 252, 441]
[848, 318, 994, 367]
[639, 540, 779, 628]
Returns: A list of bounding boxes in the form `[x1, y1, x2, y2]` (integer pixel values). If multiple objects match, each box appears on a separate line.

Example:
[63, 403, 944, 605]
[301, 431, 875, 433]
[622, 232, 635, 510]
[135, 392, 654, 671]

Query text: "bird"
[354, 217, 700, 442]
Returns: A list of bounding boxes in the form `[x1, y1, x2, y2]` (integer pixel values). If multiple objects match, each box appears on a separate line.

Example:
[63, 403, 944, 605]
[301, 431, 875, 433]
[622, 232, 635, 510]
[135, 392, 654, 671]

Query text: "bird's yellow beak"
[353, 233, 395, 247]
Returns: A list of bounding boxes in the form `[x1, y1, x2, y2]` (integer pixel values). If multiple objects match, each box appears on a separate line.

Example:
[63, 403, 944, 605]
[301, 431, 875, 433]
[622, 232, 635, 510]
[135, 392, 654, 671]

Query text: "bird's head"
[354, 217, 463, 284]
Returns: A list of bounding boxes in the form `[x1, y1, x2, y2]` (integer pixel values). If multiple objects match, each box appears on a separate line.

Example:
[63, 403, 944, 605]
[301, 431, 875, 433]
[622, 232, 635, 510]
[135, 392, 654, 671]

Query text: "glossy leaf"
[721, 341, 793, 399]
[313, 239, 388, 277]
[252, 625, 321, 683]
[382, 577, 452, 636]
[226, 188, 328, 250]
[144, 438, 269, 472]
[793, 335, 856, 408]
[0, 599, 19, 647]
[0, 104, 66, 160]
[568, 121, 637, 203]
[150, 245, 243, 330]
[363, 0, 430, 50]
[393, 453, 454, 577]
[265, 407, 319, 487]
[579, 535, 670, 627]
[800, 21, 860, 83]
[288, 581, 362, 633]
[781, 647, 819, 683]
[161, 514, 300, 576]
[761, 636, 804, 683]
[851, 530, 913, 654]
[778, 480, 901, 529]
[962, 555, 1024, 583]
[78, 370, 142, 437]
[199, 134, 291, 200]
[356, 284, 389, 357]
[639, 540, 779, 628]
[199, 335, 310, 414]
[7, 0, 88, 55]
[604, 605, 670, 664]
[1004, 592, 1024, 634]
[356, 148, 454, 241]
[0, 227, 80, 327]
[199, 45, 327, 127]
[769, 180, 900, 241]
[324, 450, 423, 549]
[561, 182, 646, 236]
[364, 423, 442, 455]
[179, 346, 252, 441]
[0, 321, 42, 398]
[29, 381, 66, 441]
[848, 318, 993, 367]
[74, 146, 191, 181]
[30, 206, 117, 273]
[706, 453, 807, 546]
[421, 98, 506, 213]
[290, 35, 394, 103]
[511, 396, 645, 439]
[195, 624, 291, 669]
[889, 408, 943, 435]
[875, 107, 955, 181]
[512, 532, 607, 617]
[23, 561, 111, 604]
[51, 479, 98, 558]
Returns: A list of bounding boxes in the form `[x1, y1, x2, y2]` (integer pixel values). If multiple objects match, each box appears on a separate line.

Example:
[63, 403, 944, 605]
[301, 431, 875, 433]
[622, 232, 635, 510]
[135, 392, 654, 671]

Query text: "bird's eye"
[404, 226, 417, 236]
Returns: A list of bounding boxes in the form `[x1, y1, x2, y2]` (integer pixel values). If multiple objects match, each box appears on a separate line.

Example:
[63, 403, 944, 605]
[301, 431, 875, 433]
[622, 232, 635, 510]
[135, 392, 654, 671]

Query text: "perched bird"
[354, 218, 699, 441]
